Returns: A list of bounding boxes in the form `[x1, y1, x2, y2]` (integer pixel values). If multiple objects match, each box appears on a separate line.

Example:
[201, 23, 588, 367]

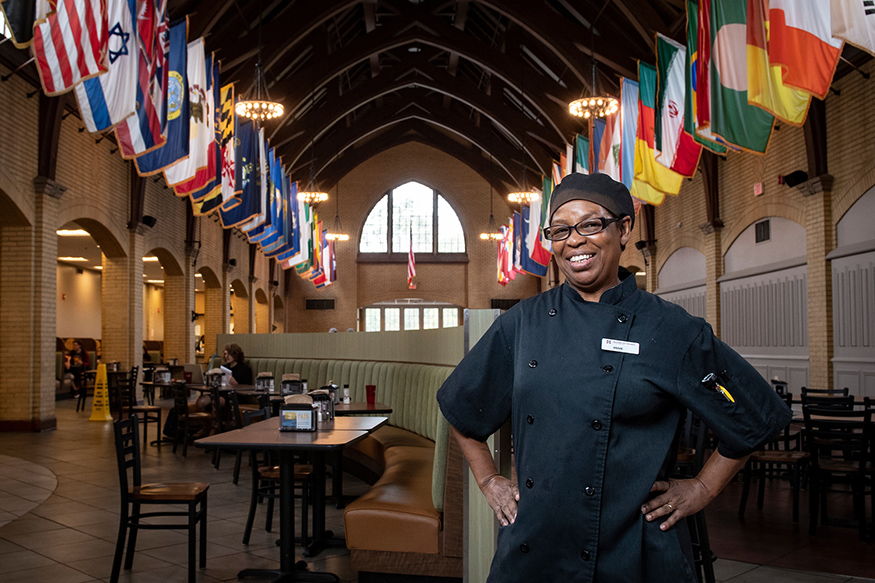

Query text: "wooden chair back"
[801, 386, 850, 397]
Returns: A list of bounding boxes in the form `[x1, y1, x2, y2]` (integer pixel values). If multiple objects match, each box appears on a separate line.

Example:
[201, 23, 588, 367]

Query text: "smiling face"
[550, 199, 632, 302]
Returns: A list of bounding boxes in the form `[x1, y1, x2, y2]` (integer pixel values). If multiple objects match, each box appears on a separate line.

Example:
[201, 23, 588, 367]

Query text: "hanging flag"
[525, 200, 551, 267]
[591, 118, 605, 168]
[575, 134, 590, 174]
[407, 226, 416, 289]
[697, 0, 714, 130]
[512, 210, 524, 275]
[187, 59, 222, 212]
[630, 61, 681, 204]
[75, 0, 138, 132]
[134, 18, 188, 175]
[551, 161, 562, 188]
[768, 0, 843, 100]
[620, 77, 639, 189]
[115, 0, 168, 159]
[685, 0, 728, 154]
[831, 0, 875, 56]
[565, 143, 573, 176]
[218, 82, 240, 208]
[162, 39, 208, 190]
[709, 0, 775, 154]
[32, 0, 108, 96]
[598, 110, 622, 181]
[1, 0, 40, 48]
[282, 196, 310, 269]
[242, 128, 269, 241]
[173, 53, 218, 196]
[219, 117, 260, 228]
[746, 0, 811, 125]
[655, 34, 702, 177]
[520, 205, 548, 277]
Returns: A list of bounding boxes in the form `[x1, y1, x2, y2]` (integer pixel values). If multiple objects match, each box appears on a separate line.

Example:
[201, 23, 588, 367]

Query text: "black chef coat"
[437, 271, 791, 583]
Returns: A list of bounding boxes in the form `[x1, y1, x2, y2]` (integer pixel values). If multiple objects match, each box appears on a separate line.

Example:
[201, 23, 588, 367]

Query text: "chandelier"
[325, 183, 349, 241]
[235, 7, 283, 122]
[507, 190, 540, 204]
[297, 189, 328, 204]
[480, 153, 502, 241]
[568, 20, 618, 120]
[568, 95, 618, 120]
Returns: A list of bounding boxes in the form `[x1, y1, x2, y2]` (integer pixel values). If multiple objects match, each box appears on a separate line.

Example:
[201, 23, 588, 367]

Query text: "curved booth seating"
[212, 356, 463, 579]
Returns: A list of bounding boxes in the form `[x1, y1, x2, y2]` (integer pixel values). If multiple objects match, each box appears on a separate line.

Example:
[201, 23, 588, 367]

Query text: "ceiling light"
[568, 23, 620, 121]
[94, 266, 103, 270]
[146, 279, 164, 284]
[636, 271, 646, 276]
[480, 152, 502, 241]
[507, 190, 540, 204]
[56, 229, 90, 236]
[325, 182, 349, 241]
[235, 5, 283, 122]
[142, 256, 159, 262]
[298, 190, 329, 204]
[58, 256, 87, 261]
[195, 273, 203, 278]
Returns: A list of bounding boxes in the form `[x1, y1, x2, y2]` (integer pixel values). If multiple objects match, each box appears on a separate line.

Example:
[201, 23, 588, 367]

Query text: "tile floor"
[0, 398, 872, 583]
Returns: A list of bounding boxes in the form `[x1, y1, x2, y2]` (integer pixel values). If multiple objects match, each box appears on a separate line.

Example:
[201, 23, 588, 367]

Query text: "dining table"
[194, 415, 387, 582]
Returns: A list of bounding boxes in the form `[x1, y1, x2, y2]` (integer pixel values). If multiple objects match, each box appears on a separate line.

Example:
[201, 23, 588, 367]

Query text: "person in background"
[223, 343, 253, 386]
[437, 173, 791, 582]
[142, 344, 152, 363]
[67, 339, 91, 398]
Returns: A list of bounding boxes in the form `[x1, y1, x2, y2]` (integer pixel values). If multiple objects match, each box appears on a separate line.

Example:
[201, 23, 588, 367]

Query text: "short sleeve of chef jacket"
[437, 313, 514, 442]
[675, 322, 791, 459]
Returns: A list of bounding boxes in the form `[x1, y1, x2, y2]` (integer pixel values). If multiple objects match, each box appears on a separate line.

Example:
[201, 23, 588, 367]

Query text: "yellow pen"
[702, 372, 735, 403]
[715, 383, 735, 403]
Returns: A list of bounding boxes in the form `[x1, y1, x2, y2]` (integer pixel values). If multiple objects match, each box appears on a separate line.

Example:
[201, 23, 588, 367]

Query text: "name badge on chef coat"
[602, 338, 639, 355]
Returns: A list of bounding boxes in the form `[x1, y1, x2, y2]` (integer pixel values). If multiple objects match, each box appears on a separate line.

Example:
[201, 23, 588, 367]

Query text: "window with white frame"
[359, 300, 462, 331]
[359, 181, 466, 260]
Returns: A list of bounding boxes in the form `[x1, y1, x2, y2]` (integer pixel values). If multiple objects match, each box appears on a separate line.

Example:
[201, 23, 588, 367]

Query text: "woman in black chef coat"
[437, 173, 791, 583]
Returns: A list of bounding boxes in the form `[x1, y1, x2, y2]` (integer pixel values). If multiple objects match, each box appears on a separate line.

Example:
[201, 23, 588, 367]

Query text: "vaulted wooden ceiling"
[170, 0, 688, 196]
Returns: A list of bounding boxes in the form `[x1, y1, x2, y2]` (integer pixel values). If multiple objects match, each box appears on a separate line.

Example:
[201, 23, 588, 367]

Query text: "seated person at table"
[67, 339, 91, 397]
[222, 343, 253, 386]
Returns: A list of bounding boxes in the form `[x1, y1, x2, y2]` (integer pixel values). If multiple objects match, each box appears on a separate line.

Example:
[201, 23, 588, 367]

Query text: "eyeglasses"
[543, 217, 620, 241]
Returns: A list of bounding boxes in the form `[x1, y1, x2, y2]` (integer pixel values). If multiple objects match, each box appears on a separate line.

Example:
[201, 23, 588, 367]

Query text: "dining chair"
[170, 383, 214, 457]
[803, 398, 873, 540]
[801, 386, 850, 397]
[240, 407, 315, 548]
[76, 370, 96, 412]
[739, 393, 810, 522]
[674, 410, 716, 583]
[112, 415, 208, 583]
[117, 367, 162, 450]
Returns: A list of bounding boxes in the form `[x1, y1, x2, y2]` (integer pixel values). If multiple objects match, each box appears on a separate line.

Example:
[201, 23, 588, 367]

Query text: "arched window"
[359, 181, 467, 262]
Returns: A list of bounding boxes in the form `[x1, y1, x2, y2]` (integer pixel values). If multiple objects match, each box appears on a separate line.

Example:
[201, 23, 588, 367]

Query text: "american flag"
[407, 225, 416, 289]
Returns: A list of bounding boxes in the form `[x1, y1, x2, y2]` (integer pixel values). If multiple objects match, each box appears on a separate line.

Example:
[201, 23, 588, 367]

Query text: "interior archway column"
[248, 275, 257, 333]
[203, 270, 230, 362]
[101, 230, 143, 371]
[802, 176, 835, 389]
[164, 257, 195, 363]
[702, 226, 723, 336]
[0, 184, 61, 431]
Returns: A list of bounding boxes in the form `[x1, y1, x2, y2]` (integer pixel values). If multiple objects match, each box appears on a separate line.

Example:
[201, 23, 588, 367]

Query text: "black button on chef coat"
[438, 270, 791, 583]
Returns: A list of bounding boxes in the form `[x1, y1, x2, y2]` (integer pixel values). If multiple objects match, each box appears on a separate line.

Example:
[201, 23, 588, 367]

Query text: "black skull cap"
[549, 173, 635, 228]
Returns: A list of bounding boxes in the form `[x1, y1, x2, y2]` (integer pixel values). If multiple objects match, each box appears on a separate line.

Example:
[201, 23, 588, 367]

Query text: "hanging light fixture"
[325, 182, 349, 241]
[480, 153, 502, 241]
[297, 76, 328, 204]
[568, 20, 618, 120]
[507, 137, 540, 204]
[235, 2, 284, 122]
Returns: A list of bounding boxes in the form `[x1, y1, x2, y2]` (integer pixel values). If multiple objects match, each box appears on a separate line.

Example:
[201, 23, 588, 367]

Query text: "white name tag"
[601, 338, 639, 355]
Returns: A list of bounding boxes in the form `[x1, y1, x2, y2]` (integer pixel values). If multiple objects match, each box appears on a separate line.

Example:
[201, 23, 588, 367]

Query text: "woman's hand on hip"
[481, 474, 519, 526]
[641, 478, 712, 531]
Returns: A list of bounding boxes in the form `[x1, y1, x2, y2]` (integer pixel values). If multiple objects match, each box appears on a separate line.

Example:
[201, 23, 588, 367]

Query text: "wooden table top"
[194, 417, 371, 450]
[334, 401, 393, 415]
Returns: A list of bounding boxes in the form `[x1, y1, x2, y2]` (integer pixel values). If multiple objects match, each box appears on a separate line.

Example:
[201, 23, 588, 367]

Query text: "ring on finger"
[666, 503, 673, 512]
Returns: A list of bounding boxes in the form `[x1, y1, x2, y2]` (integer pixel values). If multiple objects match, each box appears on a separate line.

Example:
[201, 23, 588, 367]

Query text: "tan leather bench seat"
[344, 445, 441, 554]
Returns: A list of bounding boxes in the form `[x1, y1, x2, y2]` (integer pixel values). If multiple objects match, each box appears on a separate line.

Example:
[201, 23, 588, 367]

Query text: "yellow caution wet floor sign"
[89, 364, 113, 422]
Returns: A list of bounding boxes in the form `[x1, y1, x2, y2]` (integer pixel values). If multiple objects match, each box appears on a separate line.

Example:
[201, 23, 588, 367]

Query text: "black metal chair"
[739, 393, 810, 523]
[801, 386, 850, 397]
[112, 415, 208, 583]
[117, 367, 162, 450]
[674, 411, 716, 583]
[170, 383, 214, 457]
[803, 398, 873, 540]
[241, 407, 314, 548]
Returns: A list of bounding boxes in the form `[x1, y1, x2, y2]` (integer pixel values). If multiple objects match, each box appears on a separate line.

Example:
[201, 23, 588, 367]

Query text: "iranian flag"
[655, 33, 702, 177]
